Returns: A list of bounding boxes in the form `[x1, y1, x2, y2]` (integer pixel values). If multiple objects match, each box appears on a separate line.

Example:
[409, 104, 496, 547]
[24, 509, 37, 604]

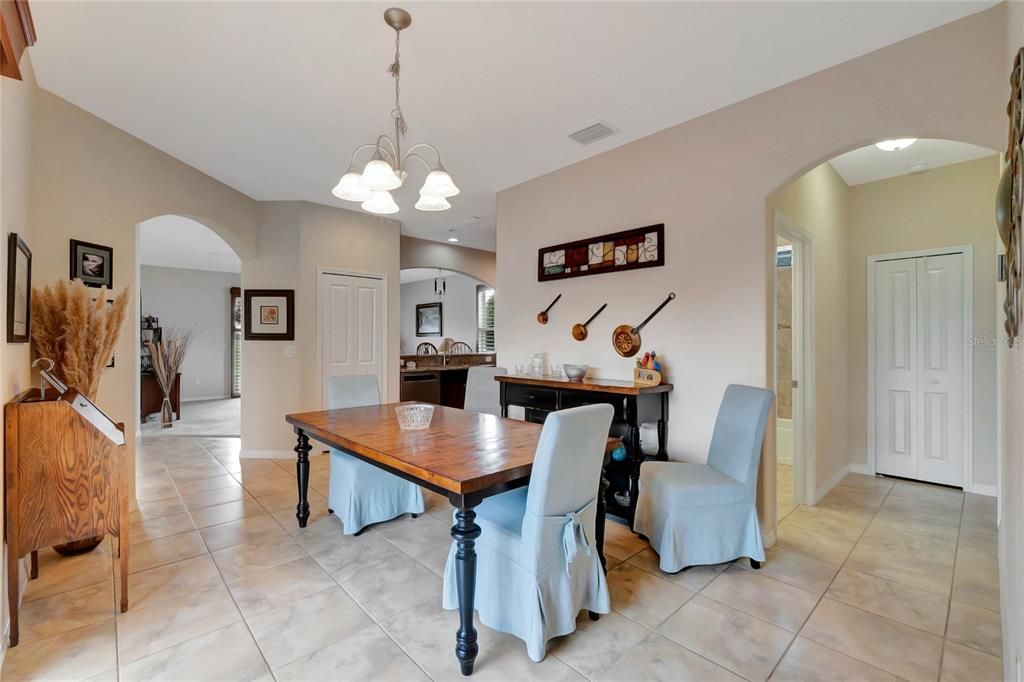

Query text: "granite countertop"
[400, 364, 495, 374]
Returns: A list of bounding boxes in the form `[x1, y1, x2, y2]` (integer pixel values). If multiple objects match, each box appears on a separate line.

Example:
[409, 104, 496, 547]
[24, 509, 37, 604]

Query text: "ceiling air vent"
[568, 122, 616, 145]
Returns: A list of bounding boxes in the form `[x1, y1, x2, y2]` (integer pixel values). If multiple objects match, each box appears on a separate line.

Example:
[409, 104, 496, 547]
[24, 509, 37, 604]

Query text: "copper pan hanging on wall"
[612, 293, 675, 357]
[572, 303, 607, 341]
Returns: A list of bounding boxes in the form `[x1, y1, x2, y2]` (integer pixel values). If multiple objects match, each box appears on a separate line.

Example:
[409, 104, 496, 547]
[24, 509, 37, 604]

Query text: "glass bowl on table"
[395, 403, 435, 430]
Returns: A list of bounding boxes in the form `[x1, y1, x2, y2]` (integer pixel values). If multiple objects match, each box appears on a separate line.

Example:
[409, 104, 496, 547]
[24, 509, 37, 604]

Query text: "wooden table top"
[496, 374, 673, 395]
[286, 403, 620, 497]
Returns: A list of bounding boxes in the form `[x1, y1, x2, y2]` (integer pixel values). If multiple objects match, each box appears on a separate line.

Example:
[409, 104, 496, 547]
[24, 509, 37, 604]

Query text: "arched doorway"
[135, 215, 243, 437]
[766, 136, 1001, 540]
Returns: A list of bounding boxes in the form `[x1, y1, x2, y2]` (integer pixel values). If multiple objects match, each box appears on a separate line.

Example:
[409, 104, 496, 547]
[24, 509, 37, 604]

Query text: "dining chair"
[441, 404, 614, 662]
[633, 384, 774, 572]
[463, 366, 507, 416]
[326, 374, 424, 534]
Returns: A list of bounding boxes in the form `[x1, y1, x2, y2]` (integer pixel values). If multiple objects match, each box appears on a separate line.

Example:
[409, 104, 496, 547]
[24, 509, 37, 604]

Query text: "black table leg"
[452, 506, 481, 676]
[294, 430, 311, 528]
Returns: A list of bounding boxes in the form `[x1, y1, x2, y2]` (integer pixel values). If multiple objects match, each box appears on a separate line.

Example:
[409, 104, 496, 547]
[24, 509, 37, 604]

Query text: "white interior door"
[873, 253, 965, 486]
[320, 272, 385, 406]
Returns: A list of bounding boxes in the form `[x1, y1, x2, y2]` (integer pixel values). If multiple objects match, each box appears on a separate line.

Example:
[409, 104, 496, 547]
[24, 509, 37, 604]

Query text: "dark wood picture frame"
[537, 223, 665, 282]
[6, 233, 31, 343]
[244, 289, 294, 341]
[416, 302, 443, 337]
[69, 238, 114, 288]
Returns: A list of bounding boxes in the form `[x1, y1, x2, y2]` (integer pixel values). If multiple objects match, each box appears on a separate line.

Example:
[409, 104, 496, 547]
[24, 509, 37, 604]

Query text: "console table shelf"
[496, 374, 671, 523]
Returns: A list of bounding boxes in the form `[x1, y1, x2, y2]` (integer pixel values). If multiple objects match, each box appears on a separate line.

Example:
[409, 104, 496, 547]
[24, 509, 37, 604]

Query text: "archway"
[399, 267, 495, 357]
[764, 137, 1001, 542]
[135, 215, 244, 438]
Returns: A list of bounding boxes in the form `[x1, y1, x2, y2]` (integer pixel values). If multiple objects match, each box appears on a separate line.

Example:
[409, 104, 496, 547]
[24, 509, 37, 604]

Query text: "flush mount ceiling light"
[875, 138, 918, 151]
[331, 8, 459, 215]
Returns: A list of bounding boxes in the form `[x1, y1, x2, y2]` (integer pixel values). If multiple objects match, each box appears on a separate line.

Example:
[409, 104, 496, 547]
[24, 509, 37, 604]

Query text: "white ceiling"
[829, 139, 997, 186]
[400, 267, 459, 284]
[29, 2, 995, 251]
[139, 215, 241, 273]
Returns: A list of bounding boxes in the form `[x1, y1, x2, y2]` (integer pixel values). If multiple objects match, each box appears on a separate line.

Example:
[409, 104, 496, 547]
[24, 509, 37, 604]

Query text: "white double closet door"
[319, 272, 385, 406]
[873, 252, 967, 487]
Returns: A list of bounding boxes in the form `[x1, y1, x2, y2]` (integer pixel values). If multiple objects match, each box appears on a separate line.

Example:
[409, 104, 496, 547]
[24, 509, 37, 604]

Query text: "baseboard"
[814, 465, 850, 504]
[240, 449, 323, 459]
[182, 395, 233, 403]
[968, 483, 997, 498]
[848, 463, 873, 476]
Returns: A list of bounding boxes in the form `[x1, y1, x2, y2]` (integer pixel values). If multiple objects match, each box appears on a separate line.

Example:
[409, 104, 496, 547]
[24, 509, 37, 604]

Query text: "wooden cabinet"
[5, 381, 129, 646]
[0, 0, 35, 81]
[141, 371, 180, 421]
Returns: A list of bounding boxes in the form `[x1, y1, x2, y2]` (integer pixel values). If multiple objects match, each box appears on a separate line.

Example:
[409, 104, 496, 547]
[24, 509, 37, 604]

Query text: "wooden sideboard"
[141, 371, 180, 421]
[4, 382, 129, 646]
[497, 375, 671, 522]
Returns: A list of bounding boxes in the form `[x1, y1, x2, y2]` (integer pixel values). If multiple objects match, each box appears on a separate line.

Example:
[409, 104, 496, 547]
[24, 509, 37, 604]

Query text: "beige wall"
[769, 163, 852, 493]
[847, 155, 1000, 488]
[400, 236, 496, 287]
[0, 49, 37, 640]
[495, 6, 1008, 540]
[999, 3, 1023, 677]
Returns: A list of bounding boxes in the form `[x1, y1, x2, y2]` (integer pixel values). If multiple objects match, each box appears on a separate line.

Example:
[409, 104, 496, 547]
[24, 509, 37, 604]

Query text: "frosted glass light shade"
[415, 193, 451, 212]
[361, 190, 400, 215]
[875, 138, 917, 151]
[362, 158, 403, 191]
[331, 171, 371, 202]
[419, 170, 460, 198]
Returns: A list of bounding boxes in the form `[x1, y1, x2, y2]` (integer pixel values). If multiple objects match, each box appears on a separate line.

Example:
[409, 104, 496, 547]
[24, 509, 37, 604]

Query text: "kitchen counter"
[401, 364, 495, 373]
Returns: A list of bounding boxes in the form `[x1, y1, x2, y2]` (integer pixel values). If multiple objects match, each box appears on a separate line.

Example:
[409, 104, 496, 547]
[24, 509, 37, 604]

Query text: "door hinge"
[791, 379, 799, 388]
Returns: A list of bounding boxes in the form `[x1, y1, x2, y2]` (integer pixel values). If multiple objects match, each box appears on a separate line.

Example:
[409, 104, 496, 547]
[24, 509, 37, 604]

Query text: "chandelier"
[331, 7, 459, 215]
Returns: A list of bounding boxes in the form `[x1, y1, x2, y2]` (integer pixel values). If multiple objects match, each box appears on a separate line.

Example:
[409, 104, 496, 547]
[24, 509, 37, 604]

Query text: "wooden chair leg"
[588, 611, 600, 621]
[29, 550, 38, 580]
[8, 548, 20, 647]
[119, 533, 129, 612]
[749, 559, 761, 569]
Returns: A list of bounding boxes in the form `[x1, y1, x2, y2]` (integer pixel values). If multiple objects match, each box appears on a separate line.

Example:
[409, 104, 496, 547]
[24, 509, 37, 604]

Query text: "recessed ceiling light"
[447, 229, 459, 243]
[875, 138, 917, 151]
[908, 163, 928, 173]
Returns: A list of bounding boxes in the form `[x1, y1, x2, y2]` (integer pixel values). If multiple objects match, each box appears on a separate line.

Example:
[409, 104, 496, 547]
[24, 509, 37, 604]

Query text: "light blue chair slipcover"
[327, 375, 424, 535]
[441, 404, 614, 662]
[463, 366, 507, 416]
[634, 384, 774, 572]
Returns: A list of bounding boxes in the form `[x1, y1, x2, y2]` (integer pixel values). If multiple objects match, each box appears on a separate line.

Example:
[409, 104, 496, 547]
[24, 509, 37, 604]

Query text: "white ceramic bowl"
[563, 364, 589, 381]
[395, 403, 435, 430]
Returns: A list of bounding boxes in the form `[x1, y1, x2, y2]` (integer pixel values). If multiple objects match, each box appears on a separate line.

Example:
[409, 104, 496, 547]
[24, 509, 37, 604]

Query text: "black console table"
[496, 375, 671, 523]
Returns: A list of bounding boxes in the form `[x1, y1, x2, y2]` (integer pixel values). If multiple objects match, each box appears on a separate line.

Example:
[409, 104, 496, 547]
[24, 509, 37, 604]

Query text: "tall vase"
[161, 395, 173, 428]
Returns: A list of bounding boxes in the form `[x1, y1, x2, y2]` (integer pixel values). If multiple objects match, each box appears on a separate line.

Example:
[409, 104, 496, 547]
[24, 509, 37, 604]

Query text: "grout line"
[764, 477, 897, 680]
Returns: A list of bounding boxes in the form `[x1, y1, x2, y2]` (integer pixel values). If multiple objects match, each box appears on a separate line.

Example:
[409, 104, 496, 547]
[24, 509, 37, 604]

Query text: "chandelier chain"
[389, 28, 408, 138]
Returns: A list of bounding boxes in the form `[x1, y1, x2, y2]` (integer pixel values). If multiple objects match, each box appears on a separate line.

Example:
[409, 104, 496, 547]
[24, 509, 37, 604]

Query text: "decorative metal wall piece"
[537, 224, 664, 282]
[999, 47, 1023, 347]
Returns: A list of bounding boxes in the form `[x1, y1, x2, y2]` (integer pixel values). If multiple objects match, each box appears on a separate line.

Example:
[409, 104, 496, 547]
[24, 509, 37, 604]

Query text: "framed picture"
[416, 302, 443, 336]
[70, 239, 113, 288]
[244, 289, 294, 341]
[538, 223, 665, 282]
[6, 233, 31, 343]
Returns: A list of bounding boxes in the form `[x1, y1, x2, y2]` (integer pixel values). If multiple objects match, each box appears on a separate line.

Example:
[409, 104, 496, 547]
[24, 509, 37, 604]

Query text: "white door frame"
[866, 245, 973, 489]
[316, 267, 390, 407]
[773, 210, 816, 506]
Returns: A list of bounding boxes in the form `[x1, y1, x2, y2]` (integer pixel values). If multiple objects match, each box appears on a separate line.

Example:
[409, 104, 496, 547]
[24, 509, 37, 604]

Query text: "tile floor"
[2, 435, 1003, 681]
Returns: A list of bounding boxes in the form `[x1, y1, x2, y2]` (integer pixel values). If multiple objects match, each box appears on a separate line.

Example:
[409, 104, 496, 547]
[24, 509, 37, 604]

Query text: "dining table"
[285, 402, 619, 676]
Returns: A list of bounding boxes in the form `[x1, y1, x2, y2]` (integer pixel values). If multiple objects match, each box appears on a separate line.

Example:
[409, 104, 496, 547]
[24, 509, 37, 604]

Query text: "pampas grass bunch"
[31, 279, 130, 399]
[146, 330, 191, 427]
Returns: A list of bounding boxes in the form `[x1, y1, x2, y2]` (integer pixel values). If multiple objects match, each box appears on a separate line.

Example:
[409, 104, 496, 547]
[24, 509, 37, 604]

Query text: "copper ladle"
[612, 293, 676, 357]
[537, 294, 562, 324]
[572, 303, 607, 341]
